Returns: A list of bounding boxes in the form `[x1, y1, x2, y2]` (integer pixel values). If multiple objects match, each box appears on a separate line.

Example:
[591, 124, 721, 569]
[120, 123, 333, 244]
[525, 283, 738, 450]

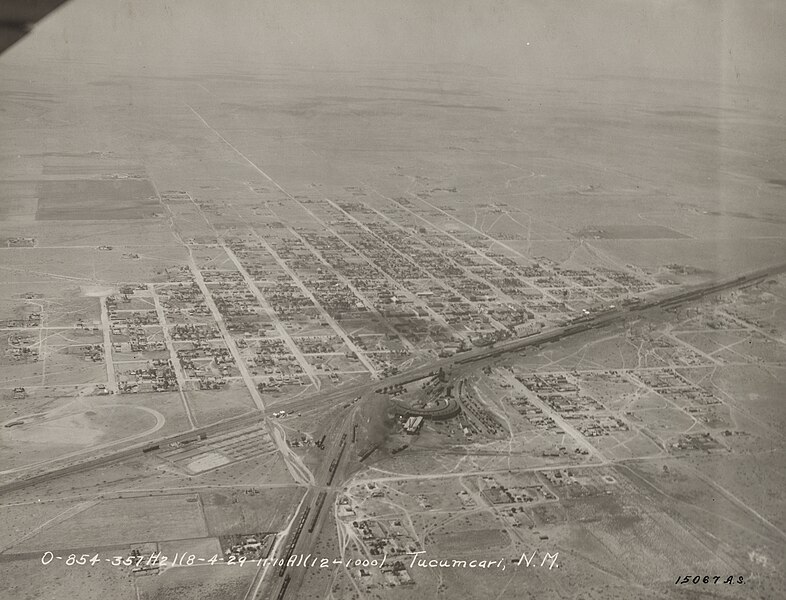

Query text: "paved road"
[188, 254, 267, 411]
[251, 235, 379, 379]
[222, 241, 321, 388]
[149, 283, 197, 429]
[98, 295, 118, 394]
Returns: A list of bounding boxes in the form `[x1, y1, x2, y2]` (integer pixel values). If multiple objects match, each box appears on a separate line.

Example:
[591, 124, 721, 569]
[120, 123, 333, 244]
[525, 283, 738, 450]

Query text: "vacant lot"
[11, 495, 208, 551]
[430, 527, 510, 554]
[576, 224, 689, 239]
[202, 487, 301, 536]
[0, 556, 136, 600]
[36, 179, 159, 220]
[136, 561, 254, 600]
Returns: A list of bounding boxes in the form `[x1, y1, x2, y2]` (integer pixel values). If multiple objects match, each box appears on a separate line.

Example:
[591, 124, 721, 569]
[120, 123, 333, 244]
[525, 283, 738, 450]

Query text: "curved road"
[0, 404, 166, 477]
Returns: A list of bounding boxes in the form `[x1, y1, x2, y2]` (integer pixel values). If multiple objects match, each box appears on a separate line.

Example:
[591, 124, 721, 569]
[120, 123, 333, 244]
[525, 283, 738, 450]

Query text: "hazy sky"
[3, 0, 785, 91]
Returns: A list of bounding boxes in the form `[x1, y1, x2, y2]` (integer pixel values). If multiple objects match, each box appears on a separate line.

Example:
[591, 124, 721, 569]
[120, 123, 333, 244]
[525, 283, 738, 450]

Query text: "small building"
[403, 416, 423, 434]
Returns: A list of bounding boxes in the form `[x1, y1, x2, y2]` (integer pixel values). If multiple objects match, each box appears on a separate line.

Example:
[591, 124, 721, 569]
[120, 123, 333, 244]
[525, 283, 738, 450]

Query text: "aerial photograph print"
[0, 1, 784, 599]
